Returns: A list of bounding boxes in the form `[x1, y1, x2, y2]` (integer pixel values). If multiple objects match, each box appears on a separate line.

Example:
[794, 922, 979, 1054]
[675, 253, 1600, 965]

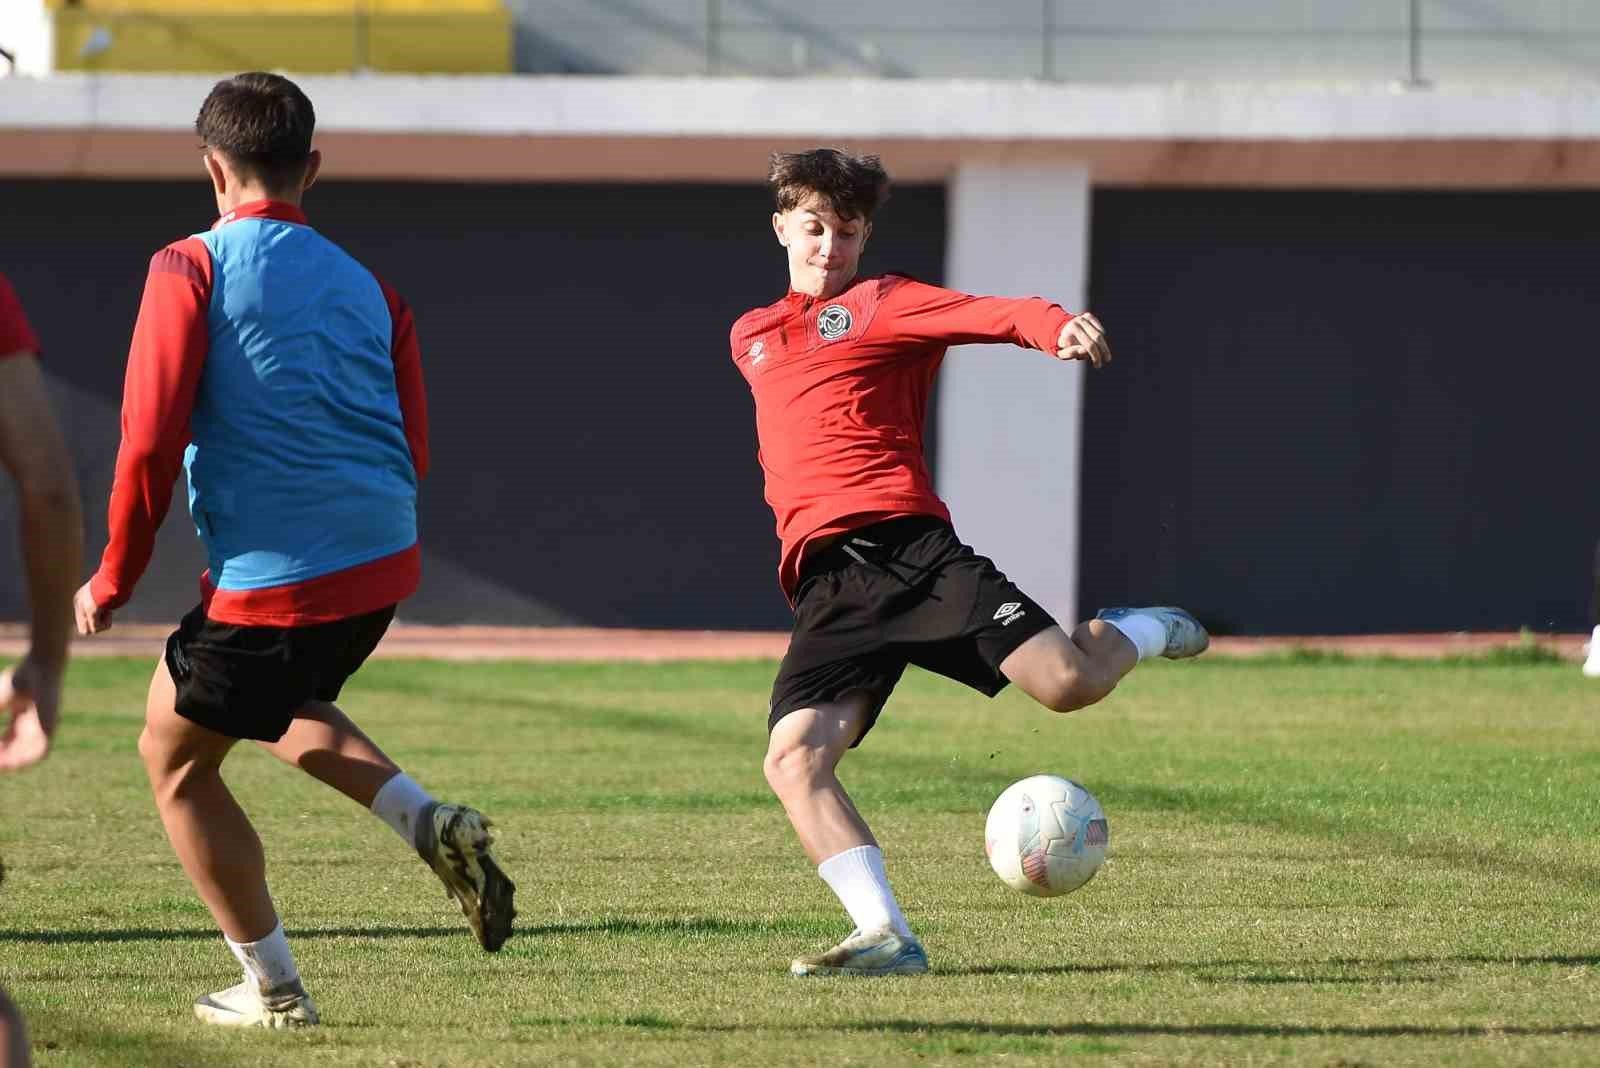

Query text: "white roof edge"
[4, 73, 1600, 140]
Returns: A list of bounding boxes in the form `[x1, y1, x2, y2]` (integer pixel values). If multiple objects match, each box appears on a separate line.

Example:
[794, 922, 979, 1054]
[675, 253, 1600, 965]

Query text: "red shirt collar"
[213, 199, 308, 230]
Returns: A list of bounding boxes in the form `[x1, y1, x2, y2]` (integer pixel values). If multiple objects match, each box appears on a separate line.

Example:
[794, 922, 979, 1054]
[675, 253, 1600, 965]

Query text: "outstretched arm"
[879, 276, 1113, 367]
[0, 353, 82, 770]
[76, 241, 211, 635]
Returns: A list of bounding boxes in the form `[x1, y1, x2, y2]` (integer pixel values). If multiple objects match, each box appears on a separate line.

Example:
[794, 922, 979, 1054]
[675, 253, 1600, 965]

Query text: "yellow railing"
[49, 2, 511, 73]
[46, 1, 503, 12]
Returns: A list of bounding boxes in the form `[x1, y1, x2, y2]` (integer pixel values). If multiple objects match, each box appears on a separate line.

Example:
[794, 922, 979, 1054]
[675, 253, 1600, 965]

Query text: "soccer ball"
[985, 775, 1108, 897]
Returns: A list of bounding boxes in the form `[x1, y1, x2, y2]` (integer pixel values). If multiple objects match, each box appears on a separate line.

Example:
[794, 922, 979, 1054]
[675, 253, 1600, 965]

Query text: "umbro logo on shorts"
[994, 602, 1026, 625]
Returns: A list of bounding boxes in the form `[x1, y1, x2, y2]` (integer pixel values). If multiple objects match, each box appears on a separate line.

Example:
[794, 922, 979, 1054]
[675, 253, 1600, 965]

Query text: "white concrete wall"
[7, 75, 1600, 140]
[936, 164, 1090, 624]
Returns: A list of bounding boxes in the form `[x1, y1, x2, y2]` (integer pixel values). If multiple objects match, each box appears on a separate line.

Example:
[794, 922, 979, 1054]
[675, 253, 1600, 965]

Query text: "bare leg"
[763, 694, 878, 865]
[0, 987, 29, 1068]
[255, 701, 400, 809]
[1001, 621, 1139, 714]
[138, 662, 277, 943]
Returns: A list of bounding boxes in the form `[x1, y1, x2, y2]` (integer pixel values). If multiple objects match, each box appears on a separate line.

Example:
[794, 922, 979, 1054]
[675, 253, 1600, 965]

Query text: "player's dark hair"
[195, 72, 316, 192]
[768, 149, 890, 220]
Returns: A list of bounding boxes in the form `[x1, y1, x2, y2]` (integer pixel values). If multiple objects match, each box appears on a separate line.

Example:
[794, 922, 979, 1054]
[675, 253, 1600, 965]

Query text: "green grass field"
[2, 654, 1598, 1066]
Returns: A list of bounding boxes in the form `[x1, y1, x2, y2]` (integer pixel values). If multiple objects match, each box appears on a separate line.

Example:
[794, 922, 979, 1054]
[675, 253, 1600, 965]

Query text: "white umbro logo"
[994, 602, 1023, 622]
[749, 340, 766, 365]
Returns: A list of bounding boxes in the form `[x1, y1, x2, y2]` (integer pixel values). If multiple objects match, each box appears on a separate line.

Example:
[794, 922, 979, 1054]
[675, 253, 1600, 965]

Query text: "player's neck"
[789, 274, 858, 302]
[218, 189, 303, 216]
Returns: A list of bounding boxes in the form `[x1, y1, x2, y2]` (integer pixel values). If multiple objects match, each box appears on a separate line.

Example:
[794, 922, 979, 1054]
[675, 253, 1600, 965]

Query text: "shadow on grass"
[946, 951, 1600, 979]
[0, 925, 464, 944]
[0, 915, 824, 945]
[839, 1019, 1600, 1040]
[27, 1014, 224, 1068]
[517, 1016, 1600, 1040]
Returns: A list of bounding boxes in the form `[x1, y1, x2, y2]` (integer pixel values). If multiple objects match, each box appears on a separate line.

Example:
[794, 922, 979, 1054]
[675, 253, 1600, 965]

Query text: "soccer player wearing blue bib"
[73, 74, 514, 1028]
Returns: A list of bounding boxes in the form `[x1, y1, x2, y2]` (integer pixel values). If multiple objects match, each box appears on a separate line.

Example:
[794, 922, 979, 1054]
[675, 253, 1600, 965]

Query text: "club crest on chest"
[817, 304, 852, 341]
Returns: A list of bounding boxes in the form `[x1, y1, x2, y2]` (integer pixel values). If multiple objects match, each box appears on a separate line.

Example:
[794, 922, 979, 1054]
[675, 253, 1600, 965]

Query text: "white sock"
[1101, 613, 1167, 661]
[225, 922, 300, 993]
[817, 845, 913, 939]
[371, 771, 435, 851]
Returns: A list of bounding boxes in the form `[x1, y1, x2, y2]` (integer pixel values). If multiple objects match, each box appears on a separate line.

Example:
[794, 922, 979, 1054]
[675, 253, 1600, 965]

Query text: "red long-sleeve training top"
[730, 273, 1072, 603]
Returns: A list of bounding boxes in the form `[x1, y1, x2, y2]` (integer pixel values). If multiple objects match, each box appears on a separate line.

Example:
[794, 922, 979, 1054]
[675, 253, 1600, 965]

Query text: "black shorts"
[164, 603, 396, 743]
[769, 516, 1057, 746]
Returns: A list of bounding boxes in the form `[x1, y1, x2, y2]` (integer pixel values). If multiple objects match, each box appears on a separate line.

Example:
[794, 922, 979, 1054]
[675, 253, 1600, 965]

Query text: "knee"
[762, 737, 831, 797]
[137, 723, 215, 795]
[136, 723, 167, 776]
[1032, 660, 1112, 715]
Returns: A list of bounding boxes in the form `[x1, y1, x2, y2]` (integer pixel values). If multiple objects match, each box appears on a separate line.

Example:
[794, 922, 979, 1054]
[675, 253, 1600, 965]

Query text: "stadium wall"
[3, 77, 1599, 632]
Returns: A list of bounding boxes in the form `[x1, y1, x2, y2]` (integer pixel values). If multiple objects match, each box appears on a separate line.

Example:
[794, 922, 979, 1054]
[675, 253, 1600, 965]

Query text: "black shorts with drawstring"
[768, 516, 1057, 746]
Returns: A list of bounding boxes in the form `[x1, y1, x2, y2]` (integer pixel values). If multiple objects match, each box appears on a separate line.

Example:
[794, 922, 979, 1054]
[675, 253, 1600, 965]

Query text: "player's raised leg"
[138, 664, 317, 1029]
[764, 694, 927, 977]
[1001, 608, 1209, 713]
[255, 704, 515, 951]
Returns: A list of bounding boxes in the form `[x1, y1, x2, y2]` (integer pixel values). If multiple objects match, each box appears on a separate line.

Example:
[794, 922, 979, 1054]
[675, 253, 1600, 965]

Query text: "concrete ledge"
[4, 75, 1600, 185]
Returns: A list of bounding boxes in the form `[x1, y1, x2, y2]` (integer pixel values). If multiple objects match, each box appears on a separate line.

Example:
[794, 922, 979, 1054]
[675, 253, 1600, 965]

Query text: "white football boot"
[1096, 606, 1210, 659]
[416, 802, 516, 951]
[790, 927, 929, 977]
[1583, 626, 1600, 678]
[193, 978, 318, 1029]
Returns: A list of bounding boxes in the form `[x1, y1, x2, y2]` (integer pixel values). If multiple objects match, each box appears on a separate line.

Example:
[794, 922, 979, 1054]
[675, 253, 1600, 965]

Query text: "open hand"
[1056, 313, 1112, 368]
[74, 581, 113, 636]
[0, 656, 61, 771]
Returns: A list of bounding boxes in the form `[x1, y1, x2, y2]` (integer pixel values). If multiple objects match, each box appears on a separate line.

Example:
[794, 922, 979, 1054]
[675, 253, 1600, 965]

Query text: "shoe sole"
[424, 807, 516, 952]
[790, 962, 929, 977]
[193, 1002, 317, 1029]
[790, 955, 929, 977]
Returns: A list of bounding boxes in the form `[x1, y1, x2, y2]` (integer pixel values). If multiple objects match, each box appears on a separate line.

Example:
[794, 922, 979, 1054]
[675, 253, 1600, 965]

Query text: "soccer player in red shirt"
[0, 272, 83, 1067]
[734, 150, 1209, 976]
[72, 74, 513, 1028]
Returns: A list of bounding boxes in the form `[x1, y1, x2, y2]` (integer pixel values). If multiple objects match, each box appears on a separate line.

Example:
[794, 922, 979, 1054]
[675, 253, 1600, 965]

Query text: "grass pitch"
[2, 653, 1598, 1066]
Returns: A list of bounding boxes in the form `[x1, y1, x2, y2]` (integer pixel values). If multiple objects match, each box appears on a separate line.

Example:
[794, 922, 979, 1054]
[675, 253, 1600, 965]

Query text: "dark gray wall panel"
[1081, 189, 1600, 634]
[0, 179, 946, 629]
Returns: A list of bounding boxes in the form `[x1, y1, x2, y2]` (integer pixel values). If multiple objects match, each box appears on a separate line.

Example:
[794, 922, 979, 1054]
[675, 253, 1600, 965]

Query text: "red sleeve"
[876, 275, 1072, 355]
[0, 274, 40, 358]
[377, 278, 428, 479]
[89, 240, 211, 610]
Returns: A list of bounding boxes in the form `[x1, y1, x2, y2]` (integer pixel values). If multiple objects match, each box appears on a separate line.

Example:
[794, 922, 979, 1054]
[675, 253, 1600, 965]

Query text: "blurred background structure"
[2, 2, 1598, 635]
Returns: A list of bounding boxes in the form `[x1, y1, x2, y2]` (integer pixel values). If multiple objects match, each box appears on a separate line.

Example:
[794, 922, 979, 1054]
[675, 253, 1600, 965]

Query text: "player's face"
[773, 195, 871, 300]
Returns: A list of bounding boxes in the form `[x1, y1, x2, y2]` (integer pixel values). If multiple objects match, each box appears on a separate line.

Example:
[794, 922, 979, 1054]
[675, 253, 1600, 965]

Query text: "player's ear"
[203, 150, 227, 197]
[861, 219, 872, 250]
[772, 211, 787, 247]
[300, 150, 323, 194]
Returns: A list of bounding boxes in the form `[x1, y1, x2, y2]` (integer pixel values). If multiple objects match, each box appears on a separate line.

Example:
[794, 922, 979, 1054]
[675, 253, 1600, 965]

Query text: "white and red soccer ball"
[985, 774, 1108, 897]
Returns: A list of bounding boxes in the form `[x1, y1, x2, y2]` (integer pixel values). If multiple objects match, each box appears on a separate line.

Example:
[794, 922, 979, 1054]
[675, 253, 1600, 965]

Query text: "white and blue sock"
[1100, 613, 1166, 661]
